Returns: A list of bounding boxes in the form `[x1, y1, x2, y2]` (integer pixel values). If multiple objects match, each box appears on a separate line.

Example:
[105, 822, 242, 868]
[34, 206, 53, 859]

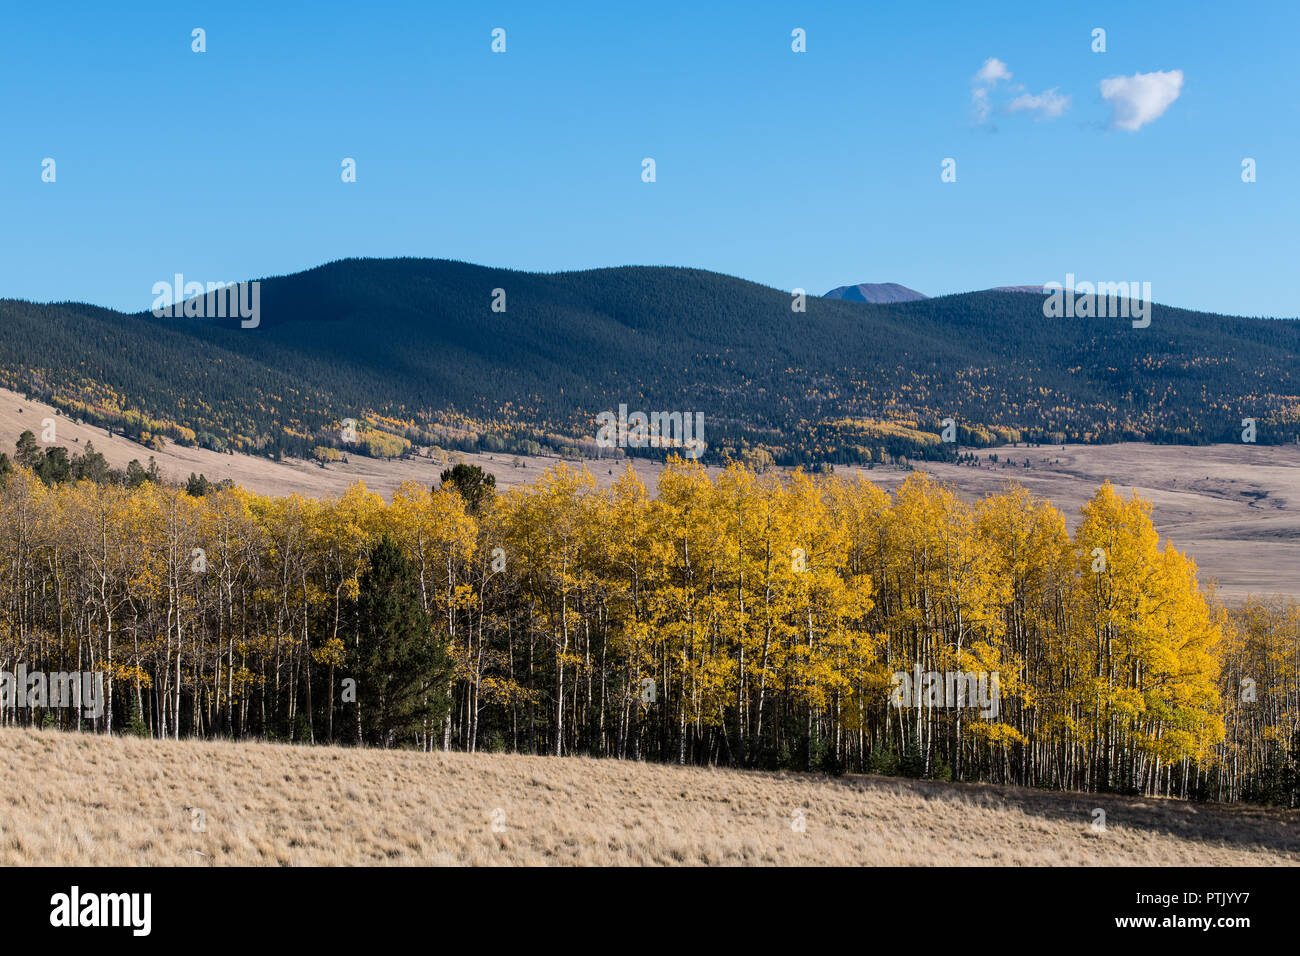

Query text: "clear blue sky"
[2, 0, 1296, 316]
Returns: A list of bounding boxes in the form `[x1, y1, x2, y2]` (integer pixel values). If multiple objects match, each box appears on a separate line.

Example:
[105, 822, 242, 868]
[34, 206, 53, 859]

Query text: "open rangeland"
[5, 386, 1299, 602]
[1, 728, 1296, 866]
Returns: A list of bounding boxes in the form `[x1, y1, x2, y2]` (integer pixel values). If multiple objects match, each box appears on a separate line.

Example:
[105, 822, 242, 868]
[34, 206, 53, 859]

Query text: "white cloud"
[973, 57, 1012, 86]
[971, 58, 1068, 124]
[1099, 69, 1184, 131]
[1007, 87, 1070, 119]
[971, 58, 1012, 123]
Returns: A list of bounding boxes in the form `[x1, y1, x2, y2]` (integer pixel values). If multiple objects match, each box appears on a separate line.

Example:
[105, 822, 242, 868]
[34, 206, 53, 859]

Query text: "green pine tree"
[349, 536, 452, 747]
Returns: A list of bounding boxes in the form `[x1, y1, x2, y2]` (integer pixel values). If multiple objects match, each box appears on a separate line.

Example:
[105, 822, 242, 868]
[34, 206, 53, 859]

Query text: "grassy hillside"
[2, 728, 1296, 866]
[1, 258, 1298, 465]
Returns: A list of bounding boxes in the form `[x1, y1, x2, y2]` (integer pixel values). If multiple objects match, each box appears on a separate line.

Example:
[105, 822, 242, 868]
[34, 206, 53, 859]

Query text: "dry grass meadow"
[1, 727, 1296, 866]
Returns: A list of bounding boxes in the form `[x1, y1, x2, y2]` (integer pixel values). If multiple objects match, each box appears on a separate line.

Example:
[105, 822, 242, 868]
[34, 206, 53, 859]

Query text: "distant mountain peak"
[823, 282, 927, 304]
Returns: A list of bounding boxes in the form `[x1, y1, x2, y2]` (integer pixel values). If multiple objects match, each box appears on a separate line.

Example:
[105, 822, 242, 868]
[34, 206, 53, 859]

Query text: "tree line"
[0, 455, 1296, 805]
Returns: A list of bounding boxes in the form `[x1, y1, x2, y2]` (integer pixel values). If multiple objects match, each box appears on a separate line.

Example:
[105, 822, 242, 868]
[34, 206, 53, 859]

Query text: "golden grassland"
[1, 728, 1296, 866]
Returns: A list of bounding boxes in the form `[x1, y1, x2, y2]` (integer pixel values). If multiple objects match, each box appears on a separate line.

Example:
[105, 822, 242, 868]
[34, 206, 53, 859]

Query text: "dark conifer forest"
[1, 258, 1296, 466]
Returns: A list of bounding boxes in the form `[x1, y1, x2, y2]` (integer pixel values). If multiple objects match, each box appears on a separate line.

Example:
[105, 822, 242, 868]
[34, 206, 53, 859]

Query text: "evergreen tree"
[349, 536, 452, 747]
[15, 431, 42, 470]
[439, 463, 496, 513]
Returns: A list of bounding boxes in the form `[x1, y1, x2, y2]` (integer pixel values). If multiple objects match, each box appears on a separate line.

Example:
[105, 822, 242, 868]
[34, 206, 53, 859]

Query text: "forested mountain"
[1, 257, 1297, 466]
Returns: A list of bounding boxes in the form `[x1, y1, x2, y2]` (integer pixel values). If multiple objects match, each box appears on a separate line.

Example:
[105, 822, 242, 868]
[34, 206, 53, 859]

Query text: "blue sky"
[2, 0, 1296, 316]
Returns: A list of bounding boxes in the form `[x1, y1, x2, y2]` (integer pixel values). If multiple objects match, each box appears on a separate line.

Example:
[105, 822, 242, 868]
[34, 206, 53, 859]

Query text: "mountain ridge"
[2, 257, 1298, 467]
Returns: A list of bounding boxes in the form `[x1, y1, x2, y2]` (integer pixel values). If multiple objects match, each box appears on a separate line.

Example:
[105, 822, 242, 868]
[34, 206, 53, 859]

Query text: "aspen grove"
[1, 459, 1297, 805]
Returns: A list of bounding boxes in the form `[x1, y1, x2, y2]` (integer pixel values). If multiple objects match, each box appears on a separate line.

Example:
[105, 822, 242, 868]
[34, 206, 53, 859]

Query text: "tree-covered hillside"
[1, 257, 1297, 466]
